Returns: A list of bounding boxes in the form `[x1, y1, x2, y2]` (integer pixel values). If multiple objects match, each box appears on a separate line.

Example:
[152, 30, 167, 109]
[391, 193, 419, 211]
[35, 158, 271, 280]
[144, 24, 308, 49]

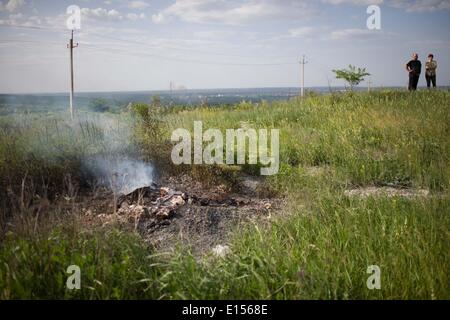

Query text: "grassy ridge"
[162, 91, 450, 190]
[0, 90, 449, 299]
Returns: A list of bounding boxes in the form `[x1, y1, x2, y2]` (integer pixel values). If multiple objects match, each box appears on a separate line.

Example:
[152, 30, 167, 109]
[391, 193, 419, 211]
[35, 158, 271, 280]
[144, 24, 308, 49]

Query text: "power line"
[78, 42, 296, 66]
[88, 32, 295, 60]
[0, 24, 297, 66]
[0, 38, 297, 66]
[0, 24, 66, 32]
[0, 39, 63, 46]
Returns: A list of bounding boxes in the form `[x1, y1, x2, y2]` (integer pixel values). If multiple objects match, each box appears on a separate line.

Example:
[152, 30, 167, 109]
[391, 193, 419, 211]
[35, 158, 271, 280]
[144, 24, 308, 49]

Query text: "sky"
[0, 0, 449, 93]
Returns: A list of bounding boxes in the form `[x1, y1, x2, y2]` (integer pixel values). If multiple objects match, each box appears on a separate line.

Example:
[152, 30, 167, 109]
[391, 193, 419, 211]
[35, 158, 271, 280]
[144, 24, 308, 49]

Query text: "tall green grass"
[157, 195, 449, 300]
[0, 90, 449, 299]
[0, 226, 158, 300]
[161, 90, 450, 190]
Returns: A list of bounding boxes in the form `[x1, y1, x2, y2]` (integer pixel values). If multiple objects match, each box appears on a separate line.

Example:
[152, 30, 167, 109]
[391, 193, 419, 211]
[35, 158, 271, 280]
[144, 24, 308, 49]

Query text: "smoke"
[1, 97, 155, 197]
[87, 156, 154, 195]
[77, 112, 154, 195]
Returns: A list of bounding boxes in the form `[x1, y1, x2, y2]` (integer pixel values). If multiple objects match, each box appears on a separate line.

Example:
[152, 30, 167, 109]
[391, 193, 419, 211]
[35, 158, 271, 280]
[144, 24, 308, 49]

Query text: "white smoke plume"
[89, 156, 154, 195]
[75, 112, 154, 195]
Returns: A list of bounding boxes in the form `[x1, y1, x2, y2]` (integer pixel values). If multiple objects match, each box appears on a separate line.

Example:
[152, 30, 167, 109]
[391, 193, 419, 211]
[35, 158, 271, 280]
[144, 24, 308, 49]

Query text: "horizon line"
[3, 85, 446, 96]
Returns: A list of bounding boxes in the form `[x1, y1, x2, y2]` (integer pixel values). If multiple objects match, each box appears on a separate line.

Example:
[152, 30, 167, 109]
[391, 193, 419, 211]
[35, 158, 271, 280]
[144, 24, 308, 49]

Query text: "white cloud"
[0, 0, 26, 12]
[152, 0, 317, 25]
[81, 7, 146, 22]
[322, 0, 450, 12]
[388, 0, 450, 12]
[194, 30, 236, 39]
[0, 11, 32, 27]
[28, 15, 41, 25]
[81, 8, 123, 21]
[323, 0, 450, 11]
[288, 26, 317, 38]
[323, 0, 383, 5]
[128, 1, 150, 9]
[127, 12, 146, 20]
[330, 28, 395, 40]
[8, 12, 22, 19]
[151, 13, 165, 24]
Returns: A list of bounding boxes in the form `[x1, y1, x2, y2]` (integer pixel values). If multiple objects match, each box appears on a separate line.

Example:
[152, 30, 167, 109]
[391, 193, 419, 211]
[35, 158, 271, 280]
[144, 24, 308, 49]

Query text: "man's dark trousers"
[409, 74, 420, 91]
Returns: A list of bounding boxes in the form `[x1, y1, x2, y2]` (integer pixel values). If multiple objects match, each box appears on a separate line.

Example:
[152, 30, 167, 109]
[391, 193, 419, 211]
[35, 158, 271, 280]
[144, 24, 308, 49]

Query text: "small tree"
[332, 65, 370, 91]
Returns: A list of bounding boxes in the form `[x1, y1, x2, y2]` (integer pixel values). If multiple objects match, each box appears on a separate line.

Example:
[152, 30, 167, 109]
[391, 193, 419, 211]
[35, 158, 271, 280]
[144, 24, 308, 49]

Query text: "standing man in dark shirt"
[406, 53, 422, 91]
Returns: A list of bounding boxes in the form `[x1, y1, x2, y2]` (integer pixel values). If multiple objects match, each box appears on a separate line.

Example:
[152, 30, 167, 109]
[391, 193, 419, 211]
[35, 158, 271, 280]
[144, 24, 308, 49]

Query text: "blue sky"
[0, 0, 449, 93]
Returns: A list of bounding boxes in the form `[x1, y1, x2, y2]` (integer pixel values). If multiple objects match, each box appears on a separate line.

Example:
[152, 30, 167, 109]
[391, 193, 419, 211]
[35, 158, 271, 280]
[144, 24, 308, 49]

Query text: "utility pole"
[300, 55, 308, 98]
[367, 79, 372, 92]
[67, 30, 78, 119]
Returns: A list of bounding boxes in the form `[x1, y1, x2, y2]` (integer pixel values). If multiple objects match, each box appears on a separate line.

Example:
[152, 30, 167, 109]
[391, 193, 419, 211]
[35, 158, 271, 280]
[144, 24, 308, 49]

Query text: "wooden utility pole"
[300, 55, 308, 98]
[67, 30, 78, 119]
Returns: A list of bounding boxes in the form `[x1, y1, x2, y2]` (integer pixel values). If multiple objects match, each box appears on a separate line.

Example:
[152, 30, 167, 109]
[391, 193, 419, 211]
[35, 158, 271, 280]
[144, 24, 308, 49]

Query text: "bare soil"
[344, 187, 430, 199]
[79, 174, 283, 255]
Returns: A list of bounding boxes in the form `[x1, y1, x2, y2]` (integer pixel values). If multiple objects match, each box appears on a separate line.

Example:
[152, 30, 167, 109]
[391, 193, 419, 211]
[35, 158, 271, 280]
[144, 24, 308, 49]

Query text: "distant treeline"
[1, 87, 449, 115]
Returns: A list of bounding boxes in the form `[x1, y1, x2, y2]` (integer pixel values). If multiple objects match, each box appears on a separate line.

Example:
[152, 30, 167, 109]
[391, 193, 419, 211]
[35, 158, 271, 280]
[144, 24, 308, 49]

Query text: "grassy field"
[0, 90, 449, 299]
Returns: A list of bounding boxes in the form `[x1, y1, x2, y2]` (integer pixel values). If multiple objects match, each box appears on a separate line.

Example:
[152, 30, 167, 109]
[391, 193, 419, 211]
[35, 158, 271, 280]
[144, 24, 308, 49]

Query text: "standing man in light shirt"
[425, 54, 437, 89]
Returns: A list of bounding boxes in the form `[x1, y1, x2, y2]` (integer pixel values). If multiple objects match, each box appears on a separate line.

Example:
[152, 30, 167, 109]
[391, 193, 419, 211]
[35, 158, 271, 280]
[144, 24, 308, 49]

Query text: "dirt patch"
[80, 174, 282, 255]
[304, 166, 333, 177]
[344, 187, 430, 199]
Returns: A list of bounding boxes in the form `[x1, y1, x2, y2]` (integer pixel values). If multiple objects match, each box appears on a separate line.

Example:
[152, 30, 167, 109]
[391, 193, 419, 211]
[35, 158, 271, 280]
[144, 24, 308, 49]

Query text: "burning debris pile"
[87, 174, 278, 253]
[115, 182, 270, 224]
[117, 184, 188, 221]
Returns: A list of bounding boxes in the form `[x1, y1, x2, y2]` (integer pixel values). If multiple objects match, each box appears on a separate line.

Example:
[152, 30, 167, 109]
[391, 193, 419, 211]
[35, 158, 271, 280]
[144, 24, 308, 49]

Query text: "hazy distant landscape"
[0, 87, 412, 114]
